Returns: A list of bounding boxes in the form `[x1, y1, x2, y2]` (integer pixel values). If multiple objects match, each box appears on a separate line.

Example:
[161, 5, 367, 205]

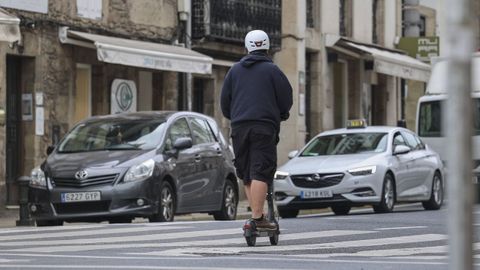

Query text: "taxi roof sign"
[346, 119, 367, 129]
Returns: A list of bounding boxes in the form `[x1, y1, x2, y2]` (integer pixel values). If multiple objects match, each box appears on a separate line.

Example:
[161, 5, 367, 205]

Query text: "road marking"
[7, 230, 376, 253]
[0, 224, 106, 234]
[138, 234, 446, 256]
[0, 259, 30, 263]
[0, 228, 242, 247]
[0, 225, 188, 241]
[374, 226, 428, 230]
[294, 245, 448, 258]
[0, 251, 469, 267]
[0, 265, 299, 270]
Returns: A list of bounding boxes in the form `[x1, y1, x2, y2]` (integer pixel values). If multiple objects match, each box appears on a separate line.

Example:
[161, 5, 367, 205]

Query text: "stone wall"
[0, 0, 180, 207]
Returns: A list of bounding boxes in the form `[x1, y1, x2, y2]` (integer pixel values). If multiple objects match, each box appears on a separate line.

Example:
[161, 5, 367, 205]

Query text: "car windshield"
[58, 119, 167, 153]
[300, 132, 388, 156]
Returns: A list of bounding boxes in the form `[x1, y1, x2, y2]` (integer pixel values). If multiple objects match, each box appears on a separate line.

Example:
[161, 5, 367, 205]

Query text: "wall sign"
[22, 93, 32, 121]
[35, 106, 44, 135]
[111, 79, 137, 114]
[397, 37, 440, 63]
[77, 0, 102, 20]
[0, 0, 48, 14]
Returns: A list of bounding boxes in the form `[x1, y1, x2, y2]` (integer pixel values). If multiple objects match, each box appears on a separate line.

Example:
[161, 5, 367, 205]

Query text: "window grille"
[192, 0, 282, 50]
[306, 0, 314, 28]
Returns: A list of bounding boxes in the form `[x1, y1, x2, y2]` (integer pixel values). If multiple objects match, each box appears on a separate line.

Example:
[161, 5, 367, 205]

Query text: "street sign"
[397, 37, 440, 63]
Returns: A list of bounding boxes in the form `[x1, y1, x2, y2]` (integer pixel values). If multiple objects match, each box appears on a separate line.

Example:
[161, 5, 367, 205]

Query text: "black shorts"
[231, 123, 278, 185]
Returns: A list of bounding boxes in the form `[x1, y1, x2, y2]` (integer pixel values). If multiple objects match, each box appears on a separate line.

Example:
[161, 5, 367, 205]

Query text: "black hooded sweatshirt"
[220, 51, 293, 132]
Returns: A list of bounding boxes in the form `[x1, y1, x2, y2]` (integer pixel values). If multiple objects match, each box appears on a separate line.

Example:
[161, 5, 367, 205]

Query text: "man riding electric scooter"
[220, 30, 293, 245]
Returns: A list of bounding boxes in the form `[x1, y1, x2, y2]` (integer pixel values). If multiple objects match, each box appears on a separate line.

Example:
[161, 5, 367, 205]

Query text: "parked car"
[28, 111, 238, 226]
[274, 120, 444, 218]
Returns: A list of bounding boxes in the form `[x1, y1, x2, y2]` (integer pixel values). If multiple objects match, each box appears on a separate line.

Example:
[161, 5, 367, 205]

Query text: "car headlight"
[348, 165, 377, 176]
[30, 166, 47, 187]
[274, 171, 289, 180]
[124, 159, 155, 182]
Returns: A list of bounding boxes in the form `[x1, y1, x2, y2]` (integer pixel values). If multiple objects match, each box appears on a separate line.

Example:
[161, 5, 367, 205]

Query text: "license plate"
[300, 190, 333, 199]
[61, 191, 101, 202]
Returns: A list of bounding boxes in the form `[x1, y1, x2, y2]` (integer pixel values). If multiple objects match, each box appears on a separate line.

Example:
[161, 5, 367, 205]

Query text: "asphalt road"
[0, 203, 479, 270]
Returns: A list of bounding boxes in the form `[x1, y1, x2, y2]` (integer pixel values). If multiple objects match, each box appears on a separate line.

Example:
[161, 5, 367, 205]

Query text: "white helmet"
[244, 30, 270, 52]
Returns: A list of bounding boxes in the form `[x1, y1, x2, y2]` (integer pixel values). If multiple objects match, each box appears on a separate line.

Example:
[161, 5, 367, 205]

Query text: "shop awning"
[326, 35, 430, 82]
[0, 8, 20, 43]
[59, 27, 212, 74]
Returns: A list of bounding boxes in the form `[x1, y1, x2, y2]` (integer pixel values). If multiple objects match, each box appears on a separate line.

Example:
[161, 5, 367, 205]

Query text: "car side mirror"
[393, 145, 411, 155]
[173, 137, 193, 150]
[288, 150, 299, 159]
[46, 145, 55, 155]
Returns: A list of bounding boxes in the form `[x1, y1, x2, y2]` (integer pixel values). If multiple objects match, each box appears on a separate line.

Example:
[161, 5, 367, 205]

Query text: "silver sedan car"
[274, 123, 444, 218]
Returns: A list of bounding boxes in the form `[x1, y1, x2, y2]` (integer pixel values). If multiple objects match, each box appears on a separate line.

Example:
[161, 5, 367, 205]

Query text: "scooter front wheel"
[245, 235, 257, 246]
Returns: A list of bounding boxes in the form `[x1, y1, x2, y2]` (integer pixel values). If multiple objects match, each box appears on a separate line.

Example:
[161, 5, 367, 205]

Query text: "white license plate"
[300, 190, 333, 199]
[61, 191, 101, 202]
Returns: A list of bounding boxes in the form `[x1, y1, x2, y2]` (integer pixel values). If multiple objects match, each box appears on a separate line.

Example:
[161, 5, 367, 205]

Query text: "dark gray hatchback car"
[28, 111, 238, 226]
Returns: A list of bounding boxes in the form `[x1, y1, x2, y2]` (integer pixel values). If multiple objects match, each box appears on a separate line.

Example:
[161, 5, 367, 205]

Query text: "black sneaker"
[253, 216, 277, 231]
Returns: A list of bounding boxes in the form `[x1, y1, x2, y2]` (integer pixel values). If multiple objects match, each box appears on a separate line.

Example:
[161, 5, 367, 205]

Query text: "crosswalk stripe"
[8, 230, 376, 253]
[0, 225, 188, 242]
[293, 245, 448, 258]
[0, 228, 241, 247]
[0, 224, 106, 234]
[140, 234, 446, 256]
[374, 226, 428, 231]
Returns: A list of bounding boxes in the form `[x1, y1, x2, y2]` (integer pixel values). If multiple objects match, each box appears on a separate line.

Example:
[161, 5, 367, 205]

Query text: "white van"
[416, 54, 480, 184]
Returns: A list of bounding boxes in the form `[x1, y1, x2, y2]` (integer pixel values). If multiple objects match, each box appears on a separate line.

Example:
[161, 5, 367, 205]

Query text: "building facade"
[0, 0, 213, 206]
[0, 0, 431, 209]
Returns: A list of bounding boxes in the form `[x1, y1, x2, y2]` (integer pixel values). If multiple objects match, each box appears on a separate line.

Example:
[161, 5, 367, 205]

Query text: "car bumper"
[274, 173, 383, 209]
[28, 178, 158, 221]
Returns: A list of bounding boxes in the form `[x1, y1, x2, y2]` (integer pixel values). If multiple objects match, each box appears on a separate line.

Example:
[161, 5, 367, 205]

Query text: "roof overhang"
[59, 27, 212, 74]
[0, 8, 20, 43]
[326, 34, 430, 82]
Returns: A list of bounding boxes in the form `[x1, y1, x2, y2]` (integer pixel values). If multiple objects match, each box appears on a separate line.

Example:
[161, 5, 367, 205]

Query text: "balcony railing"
[192, 0, 282, 50]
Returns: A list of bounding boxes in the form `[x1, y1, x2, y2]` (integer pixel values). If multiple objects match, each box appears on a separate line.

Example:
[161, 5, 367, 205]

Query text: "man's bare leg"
[244, 183, 251, 209]
[249, 180, 267, 219]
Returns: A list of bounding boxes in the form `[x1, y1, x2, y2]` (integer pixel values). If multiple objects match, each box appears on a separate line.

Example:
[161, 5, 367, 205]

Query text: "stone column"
[274, 0, 306, 165]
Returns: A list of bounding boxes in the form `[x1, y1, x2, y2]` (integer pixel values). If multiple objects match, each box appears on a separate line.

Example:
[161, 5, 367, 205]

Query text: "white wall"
[353, 0, 373, 43]
[320, 0, 339, 34]
[420, 0, 446, 55]
[138, 71, 153, 111]
[384, 0, 397, 48]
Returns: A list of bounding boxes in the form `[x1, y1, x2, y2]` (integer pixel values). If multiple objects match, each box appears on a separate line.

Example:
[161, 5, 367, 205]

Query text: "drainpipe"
[178, 0, 193, 111]
[401, 0, 420, 123]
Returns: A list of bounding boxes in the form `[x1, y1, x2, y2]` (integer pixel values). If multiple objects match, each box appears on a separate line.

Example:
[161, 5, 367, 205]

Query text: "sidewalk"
[0, 206, 19, 228]
[0, 200, 253, 228]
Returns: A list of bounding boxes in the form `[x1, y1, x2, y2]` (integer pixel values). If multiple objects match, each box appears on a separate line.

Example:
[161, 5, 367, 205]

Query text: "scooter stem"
[266, 183, 275, 222]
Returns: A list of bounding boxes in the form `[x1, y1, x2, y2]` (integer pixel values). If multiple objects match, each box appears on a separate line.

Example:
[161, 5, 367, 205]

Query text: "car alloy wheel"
[384, 178, 394, 210]
[149, 181, 175, 222]
[161, 183, 174, 221]
[213, 180, 238, 220]
[422, 172, 443, 210]
[433, 175, 442, 204]
[373, 173, 395, 213]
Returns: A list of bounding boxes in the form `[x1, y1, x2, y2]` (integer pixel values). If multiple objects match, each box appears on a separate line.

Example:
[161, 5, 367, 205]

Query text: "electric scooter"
[242, 183, 280, 246]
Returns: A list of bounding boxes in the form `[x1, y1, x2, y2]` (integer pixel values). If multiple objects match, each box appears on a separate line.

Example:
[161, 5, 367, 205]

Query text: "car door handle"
[195, 154, 201, 162]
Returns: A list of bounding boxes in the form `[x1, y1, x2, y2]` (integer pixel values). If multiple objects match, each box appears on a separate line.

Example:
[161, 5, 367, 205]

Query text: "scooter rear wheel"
[245, 235, 257, 246]
[269, 233, 279, 245]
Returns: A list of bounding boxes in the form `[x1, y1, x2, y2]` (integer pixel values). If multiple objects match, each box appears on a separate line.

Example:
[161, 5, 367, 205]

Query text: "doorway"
[5, 55, 32, 205]
[74, 64, 91, 124]
[333, 61, 348, 128]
